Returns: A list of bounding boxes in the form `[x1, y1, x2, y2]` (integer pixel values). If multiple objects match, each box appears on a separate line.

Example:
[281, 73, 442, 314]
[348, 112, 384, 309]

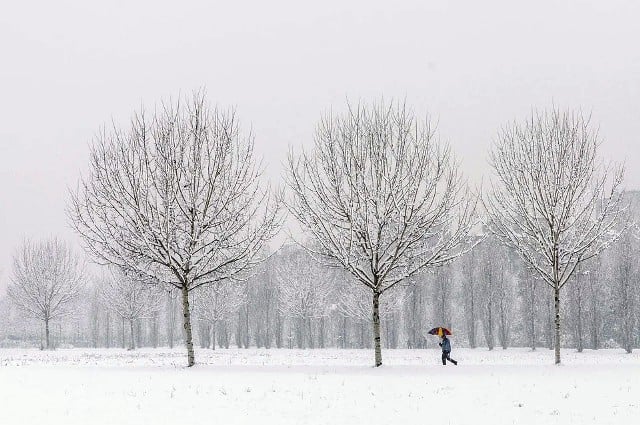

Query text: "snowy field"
[1, 347, 639, 425]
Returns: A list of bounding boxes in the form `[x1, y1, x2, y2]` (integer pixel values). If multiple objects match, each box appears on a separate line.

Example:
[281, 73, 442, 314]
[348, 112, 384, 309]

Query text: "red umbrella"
[428, 327, 452, 336]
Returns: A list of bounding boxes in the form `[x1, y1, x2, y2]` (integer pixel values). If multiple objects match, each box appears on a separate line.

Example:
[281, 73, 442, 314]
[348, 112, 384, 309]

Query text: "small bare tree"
[99, 268, 162, 350]
[460, 248, 479, 348]
[8, 239, 84, 349]
[613, 229, 638, 353]
[193, 282, 245, 349]
[287, 101, 474, 366]
[275, 245, 334, 349]
[484, 108, 625, 364]
[69, 91, 282, 366]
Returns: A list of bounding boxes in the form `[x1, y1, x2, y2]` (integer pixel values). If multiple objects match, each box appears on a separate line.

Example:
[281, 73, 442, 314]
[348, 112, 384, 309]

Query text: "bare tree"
[8, 239, 84, 349]
[69, 91, 282, 366]
[99, 268, 162, 350]
[484, 108, 625, 364]
[495, 253, 514, 350]
[404, 278, 428, 349]
[276, 245, 334, 349]
[254, 262, 279, 349]
[585, 256, 604, 349]
[478, 241, 497, 350]
[460, 248, 478, 348]
[613, 230, 638, 353]
[567, 265, 588, 352]
[287, 100, 474, 365]
[165, 290, 178, 349]
[193, 282, 245, 349]
[476, 235, 514, 350]
[432, 266, 454, 333]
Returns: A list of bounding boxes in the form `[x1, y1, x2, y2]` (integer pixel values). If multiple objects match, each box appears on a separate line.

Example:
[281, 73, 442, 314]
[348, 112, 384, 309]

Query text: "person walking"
[439, 334, 458, 365]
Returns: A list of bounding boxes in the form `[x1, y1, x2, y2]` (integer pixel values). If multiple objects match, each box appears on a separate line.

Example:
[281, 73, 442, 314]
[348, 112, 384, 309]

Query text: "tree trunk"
[576, 291, 583, 353]
[181, 285, 195, 367]
[319, 317, 325, 348]
[554, 286, 561, 365]
[307, 316, 314, 349]
[129, 319, 135, 350]
[484, 300, 494, 350]
[211, 322, 216, 350]
[529, 280, 536, 351]
[167, 292, 175, 349]
[343, 316, 348, 348]
[469, 289, 476, 349]
[410, 291, 416, 349]
[152, 312, 158, 348]
[244, 306, 250, 349]
[296, 317, 304, 348]
[498, 274, 509, 350]
[590, 284, 599, 350]
[121, 318, 126, 349]
[275, 311, 283, 349]
[45, 318, 50, 350]
[136, 319, 142, 348]
[236, 310, 243, 348]
[372, 291, 382, 367]
[265, 300, 271, 349]
[105, 311, 111, 348]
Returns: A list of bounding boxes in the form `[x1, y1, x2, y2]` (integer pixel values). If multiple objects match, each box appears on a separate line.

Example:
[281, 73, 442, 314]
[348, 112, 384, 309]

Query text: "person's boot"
[453, 360, 458, 365]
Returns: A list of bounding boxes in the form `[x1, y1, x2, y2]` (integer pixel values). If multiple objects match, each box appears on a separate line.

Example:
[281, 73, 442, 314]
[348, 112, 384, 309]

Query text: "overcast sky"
[1, 0, 639, 291]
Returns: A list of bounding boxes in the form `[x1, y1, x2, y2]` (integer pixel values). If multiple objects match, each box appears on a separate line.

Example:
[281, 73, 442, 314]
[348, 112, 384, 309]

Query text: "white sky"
[1, 0, 639, 291]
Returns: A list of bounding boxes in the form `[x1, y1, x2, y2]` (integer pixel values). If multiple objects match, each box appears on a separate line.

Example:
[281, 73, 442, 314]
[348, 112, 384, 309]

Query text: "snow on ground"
[1, 347, 638, 425]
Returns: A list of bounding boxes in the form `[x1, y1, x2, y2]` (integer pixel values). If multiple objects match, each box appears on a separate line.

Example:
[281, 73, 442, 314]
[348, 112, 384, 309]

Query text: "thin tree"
[275, 245, 334, 349]
[99, 268, 162, 350]
[404, 278, 427, 349]
[432, 266, 454, 333]
[495, 254, 514, 350]
[484, 108, 625, 364]
[8, 239, 84, 349]
[165, 290, 178, 349]
[193, 282, 245, 349]
[478, 240, 497, 350]
[460, 248, 478, 348]
[586, 257, 604, 349]
[69, 91, 282, 366]
[613, 230, 637, 353]
[568, 265, 587, 352]
[287, 101, 474, 366]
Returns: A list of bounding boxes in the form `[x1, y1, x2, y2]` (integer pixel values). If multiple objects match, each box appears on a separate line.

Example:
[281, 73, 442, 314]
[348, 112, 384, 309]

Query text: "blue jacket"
[440, 337, 451, 352]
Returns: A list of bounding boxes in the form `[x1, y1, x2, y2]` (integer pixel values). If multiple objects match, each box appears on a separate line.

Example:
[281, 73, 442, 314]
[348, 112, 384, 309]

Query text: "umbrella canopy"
[428, 327, 452, 337]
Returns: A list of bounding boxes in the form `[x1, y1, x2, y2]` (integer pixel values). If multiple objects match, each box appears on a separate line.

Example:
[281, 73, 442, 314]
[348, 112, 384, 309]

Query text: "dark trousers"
[442, 350, 457, 365]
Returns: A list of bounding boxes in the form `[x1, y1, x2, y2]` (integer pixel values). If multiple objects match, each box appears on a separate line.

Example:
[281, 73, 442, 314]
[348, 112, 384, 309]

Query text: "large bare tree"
[484, 108, 625, 364]
[287, 101, 474, 366]
[8, 239, 84, 349]
[69, 91, 282, 366]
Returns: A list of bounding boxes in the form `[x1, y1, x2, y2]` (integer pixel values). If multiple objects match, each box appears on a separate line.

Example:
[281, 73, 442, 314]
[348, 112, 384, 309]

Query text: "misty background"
[1, 0, 639, 292]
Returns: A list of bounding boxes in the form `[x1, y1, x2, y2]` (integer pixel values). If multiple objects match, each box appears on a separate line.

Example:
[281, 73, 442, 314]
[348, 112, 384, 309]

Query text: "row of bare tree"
[3, 233, 637, 355]
[3, 92, 632, 366]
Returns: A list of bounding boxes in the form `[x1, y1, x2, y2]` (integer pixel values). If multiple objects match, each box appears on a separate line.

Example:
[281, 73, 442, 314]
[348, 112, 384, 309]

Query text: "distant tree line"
[1, 218, 638, 354]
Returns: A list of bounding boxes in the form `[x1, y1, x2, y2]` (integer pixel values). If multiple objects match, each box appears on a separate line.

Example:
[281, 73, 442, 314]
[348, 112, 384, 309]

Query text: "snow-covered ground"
[1, 347, 638, 425]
